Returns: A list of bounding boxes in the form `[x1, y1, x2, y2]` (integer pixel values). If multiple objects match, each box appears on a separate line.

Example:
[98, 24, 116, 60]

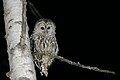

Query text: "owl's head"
[34, 18, 56, 36]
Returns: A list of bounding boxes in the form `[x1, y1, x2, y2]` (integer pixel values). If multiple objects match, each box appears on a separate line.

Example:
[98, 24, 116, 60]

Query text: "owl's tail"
[39, 55, 54, 77]
[40, 63, 48, 77]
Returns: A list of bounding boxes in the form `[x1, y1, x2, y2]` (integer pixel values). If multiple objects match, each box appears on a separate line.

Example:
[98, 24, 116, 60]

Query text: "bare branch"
[47, 54, 115, 74]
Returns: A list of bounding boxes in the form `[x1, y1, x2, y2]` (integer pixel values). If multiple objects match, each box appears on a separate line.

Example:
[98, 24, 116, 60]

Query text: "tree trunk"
[3, 0, 36, 80]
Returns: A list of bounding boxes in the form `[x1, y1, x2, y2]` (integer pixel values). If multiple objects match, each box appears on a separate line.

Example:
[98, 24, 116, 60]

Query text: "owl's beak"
[44, 30, 48, 35]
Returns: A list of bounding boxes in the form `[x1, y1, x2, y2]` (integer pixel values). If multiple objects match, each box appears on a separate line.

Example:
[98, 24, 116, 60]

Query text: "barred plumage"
[30, 18, 59, 77]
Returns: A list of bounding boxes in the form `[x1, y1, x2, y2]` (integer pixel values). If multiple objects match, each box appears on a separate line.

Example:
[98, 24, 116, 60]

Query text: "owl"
[30, 18, 59, 77]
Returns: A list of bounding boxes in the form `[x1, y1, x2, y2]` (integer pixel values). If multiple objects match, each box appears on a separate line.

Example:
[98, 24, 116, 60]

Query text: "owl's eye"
[47, 26, 51, 29]
[41, 27, 44, 30]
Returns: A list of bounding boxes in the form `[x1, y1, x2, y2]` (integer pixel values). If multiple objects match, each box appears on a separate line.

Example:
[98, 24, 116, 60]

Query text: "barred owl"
[30, 18, 59, 77]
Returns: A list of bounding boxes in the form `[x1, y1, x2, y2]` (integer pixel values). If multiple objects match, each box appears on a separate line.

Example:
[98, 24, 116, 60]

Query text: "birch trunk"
[3, 0, 36, 80]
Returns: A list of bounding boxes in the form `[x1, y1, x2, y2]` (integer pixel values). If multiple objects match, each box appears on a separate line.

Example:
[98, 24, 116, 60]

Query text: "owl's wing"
[54, 40, 59, 55]
[30, 34, 40, 60]
[50, 36, 59, 56]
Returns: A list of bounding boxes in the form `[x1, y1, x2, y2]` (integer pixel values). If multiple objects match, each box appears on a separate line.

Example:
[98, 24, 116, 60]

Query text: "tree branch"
[51, 55, 115, 74]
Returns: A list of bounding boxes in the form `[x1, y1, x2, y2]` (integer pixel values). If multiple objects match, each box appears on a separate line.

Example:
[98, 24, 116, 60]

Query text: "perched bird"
[30, 18, 59, 77]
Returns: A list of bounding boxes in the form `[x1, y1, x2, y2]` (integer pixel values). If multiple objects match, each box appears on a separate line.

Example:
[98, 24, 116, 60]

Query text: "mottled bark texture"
[3, 0, 36, 80]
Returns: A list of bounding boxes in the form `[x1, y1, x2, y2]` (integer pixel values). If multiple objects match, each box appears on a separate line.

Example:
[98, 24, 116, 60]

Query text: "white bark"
[3, 0, 37, 80]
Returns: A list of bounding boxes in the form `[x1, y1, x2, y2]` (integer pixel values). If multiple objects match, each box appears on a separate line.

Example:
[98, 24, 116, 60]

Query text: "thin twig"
[27, 0, 42, 19]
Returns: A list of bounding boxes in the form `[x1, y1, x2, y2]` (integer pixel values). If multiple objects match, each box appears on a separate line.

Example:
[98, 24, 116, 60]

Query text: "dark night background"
[0, 0, 118, 80]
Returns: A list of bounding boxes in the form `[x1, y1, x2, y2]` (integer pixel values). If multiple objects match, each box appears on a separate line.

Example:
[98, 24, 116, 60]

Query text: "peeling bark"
[3, 0, 36, 80]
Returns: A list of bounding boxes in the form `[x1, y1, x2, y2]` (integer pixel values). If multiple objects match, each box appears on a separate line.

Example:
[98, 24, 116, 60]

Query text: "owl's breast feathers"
[36, 35, 58, 55]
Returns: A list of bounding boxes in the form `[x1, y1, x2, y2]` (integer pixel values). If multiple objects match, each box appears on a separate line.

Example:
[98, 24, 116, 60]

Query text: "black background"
[0, 0, 118, 80]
